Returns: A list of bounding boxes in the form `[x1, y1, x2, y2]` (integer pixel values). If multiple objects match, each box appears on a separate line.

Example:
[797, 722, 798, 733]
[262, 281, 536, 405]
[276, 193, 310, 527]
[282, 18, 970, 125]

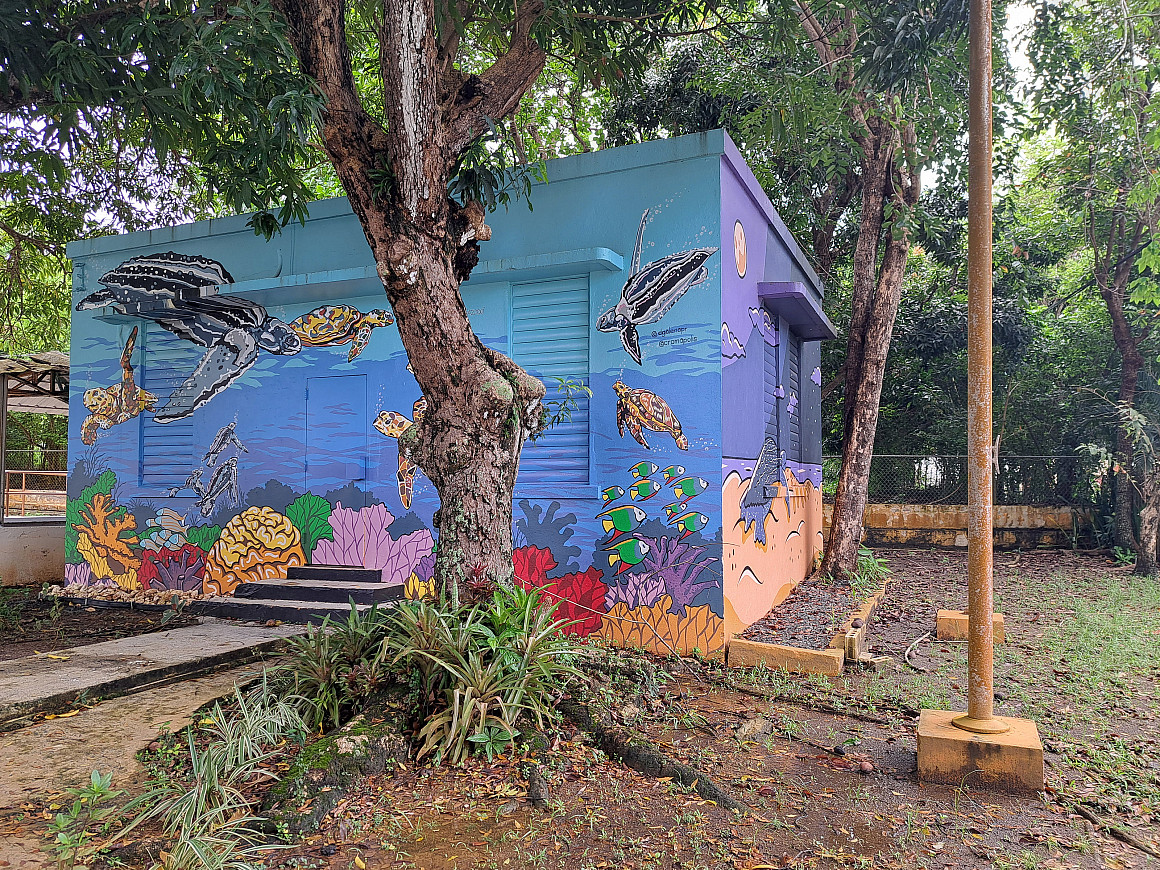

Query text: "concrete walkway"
[0, 618, 301, 729]
[0, 663, 268, 869]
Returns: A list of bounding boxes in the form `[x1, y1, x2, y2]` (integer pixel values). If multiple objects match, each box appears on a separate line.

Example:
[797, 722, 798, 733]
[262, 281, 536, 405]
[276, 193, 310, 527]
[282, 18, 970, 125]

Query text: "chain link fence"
[3, 448, 67, 517]
[821, 454, 1109, 508]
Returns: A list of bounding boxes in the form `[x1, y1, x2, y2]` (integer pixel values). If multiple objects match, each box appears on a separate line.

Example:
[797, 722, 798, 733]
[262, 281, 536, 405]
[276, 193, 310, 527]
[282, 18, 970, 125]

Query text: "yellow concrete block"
[727, 638, 843, 676]
[917, 709, 1044, 793]
[936, 609, 1005, 642]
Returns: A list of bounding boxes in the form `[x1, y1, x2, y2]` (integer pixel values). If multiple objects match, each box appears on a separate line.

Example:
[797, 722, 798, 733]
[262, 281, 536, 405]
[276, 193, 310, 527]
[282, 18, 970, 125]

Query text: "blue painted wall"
[65, 131, 822, 653]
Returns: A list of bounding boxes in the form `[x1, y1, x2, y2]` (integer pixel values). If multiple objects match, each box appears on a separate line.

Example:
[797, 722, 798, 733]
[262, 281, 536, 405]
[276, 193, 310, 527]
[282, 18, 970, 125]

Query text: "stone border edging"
[726, 582, 889, 676]
[0, 635, 292, 732]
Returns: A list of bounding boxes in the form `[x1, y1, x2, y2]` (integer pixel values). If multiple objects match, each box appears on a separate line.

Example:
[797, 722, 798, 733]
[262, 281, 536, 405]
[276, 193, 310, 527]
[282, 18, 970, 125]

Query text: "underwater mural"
[612, 380, 689, 450]
[66, 132, 832, 657]
[596, 210, 719, 365]
[290, 304, 394, 361]
[80, 326, 156, 444]
[75, 253, 301, 421]
[373, 398, 428, 509]
[723, 463, 823, 640]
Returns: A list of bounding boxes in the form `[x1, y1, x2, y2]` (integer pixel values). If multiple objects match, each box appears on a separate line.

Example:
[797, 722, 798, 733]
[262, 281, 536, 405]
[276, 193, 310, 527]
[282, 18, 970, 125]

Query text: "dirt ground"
[0, 587, 198, 661]
[268, 548, 1160, 870]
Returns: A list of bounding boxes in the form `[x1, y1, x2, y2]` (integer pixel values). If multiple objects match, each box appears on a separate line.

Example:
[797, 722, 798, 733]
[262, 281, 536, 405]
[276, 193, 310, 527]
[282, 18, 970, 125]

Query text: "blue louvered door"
[786, 331, 802, 462]
[140, 327, 200, 491]
[511, 277, 590, 485]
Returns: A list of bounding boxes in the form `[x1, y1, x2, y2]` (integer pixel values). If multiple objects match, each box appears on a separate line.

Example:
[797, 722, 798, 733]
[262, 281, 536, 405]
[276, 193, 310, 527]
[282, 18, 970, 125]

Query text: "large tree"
[5, 0, 733, 602]
[1028, 0, 1160, 570]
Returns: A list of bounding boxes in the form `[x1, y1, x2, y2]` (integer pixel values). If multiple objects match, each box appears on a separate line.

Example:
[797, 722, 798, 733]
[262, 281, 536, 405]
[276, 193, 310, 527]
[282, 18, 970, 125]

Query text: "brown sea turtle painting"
[613, 380, 689, 450]
[81, 326, 157, 444]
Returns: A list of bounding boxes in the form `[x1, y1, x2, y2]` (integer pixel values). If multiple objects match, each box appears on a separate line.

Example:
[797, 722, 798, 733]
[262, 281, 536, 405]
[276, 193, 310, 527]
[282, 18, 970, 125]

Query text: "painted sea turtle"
[76, 252, 301, 422]
[81, 326, 157, 444]
[597, 210, 719, 365]
[373, 397, 428, 509]
[613, 380, 689, 451]
[290, 304, 394, 361]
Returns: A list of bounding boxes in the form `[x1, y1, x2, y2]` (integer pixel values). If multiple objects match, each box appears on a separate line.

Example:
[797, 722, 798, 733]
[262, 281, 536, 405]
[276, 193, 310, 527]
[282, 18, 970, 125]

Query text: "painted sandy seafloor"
[66, 134, 827, 655]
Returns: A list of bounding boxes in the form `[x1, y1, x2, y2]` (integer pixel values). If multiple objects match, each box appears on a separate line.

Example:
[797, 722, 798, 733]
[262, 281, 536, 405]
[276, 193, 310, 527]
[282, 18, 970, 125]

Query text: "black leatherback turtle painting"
[597, 210, 718, 365]
[75, 252, 301, 421]
[739, 437, 792, 545]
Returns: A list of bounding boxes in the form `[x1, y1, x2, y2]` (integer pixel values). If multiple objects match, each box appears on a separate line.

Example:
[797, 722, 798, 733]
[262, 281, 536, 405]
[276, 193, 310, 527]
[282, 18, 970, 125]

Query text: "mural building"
[66, 131, 835, 655]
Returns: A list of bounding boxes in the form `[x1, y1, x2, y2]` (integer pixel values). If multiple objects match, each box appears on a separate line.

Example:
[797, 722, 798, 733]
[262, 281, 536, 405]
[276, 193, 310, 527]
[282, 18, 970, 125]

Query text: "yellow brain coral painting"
[203, 506, 306, 596]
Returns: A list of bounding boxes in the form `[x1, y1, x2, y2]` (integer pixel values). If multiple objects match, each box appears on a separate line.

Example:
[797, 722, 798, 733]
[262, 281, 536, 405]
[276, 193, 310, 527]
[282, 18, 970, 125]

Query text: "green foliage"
[1113, 546, 1136, 567]
[283, 601, 392, 731]
[531, 376, 593, 443]
[200, 673, 307, 771]
[389, 586, 581, 765]
[186, 524, 223, 553]
[43, 770, 122, 869]
[115, 678, 298, 869]
[64, 470, 116, 563]
[283, 589, 581, 766]
[285, 493, 334, 562]
[853, 547, 890, 596]
[448, 124, 546, 212]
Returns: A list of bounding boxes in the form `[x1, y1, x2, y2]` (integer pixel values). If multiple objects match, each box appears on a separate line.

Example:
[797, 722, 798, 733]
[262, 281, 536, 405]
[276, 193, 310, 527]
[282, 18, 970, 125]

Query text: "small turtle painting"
[597, 210, 719, 365]
[81, 327, 157, 444]
[290, 304, 394, 362]
[613, 380, 688, 451]
[373, 397, 428, 509]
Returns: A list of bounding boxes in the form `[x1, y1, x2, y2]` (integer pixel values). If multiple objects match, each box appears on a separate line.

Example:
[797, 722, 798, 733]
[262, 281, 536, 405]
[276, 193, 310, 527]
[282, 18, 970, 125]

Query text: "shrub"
[283, 600, 392, 731]
[283, 586, 582, 765]
[390, 585, 581, 764]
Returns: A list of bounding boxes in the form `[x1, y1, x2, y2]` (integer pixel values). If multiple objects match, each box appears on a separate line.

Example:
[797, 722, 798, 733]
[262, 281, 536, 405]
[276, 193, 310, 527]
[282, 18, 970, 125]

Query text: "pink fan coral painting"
[312, 503, 433, 584]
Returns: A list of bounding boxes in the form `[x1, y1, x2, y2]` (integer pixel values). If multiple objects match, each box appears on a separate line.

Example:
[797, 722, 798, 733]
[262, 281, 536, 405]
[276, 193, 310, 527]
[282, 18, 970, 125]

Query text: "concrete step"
[287, 565, 383, 583]
[234, 578, 404, 605]
[189, 596, 396, 625]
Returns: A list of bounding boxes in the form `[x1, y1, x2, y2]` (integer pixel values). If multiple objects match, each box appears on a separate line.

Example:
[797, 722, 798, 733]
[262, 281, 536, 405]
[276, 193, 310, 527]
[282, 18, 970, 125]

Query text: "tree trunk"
[1136, 477, 1159, 575]
[1114, 356, 1140, 552]
[821, 123, 917, 579]
[1095, 233, 1146, 554]
[273, 0, 548, 602]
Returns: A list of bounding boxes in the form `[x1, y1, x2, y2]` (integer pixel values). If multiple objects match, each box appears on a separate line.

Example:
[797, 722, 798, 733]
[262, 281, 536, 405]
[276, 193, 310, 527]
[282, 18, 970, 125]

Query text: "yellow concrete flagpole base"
[951, 713, 1011, 734]
[918, 710, 1044, 792]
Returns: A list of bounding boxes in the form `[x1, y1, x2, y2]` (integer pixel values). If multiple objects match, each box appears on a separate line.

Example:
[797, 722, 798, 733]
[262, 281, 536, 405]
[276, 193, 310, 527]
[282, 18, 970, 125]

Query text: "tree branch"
[444, 0, 547, 155]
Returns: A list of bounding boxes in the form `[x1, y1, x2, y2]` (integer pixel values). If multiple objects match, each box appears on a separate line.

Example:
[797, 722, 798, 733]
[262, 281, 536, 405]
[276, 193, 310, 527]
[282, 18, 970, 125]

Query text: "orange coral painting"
[722, 468, 823, 641]
[598, 597, 723, 656]
[203, 506, 306, 596]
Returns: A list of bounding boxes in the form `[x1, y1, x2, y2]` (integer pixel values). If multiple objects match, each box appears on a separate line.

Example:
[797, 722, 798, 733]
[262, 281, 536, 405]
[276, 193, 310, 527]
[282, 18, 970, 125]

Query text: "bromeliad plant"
[284, 600, 393, 730]
[392, 585, 581, 765]
[282, 585, 581, 764]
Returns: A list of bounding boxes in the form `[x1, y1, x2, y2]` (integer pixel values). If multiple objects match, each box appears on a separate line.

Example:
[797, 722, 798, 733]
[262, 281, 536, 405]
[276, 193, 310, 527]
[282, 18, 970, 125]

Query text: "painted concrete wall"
[719, 143, 826, 642]
[0, 521, 65, 586]
[65, 131, 822, 654]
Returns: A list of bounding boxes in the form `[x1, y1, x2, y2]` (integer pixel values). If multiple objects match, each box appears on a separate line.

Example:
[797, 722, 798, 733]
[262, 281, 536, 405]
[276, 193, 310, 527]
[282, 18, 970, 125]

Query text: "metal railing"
[821, 454, 1108, 507]
[3, 448, 68, 518]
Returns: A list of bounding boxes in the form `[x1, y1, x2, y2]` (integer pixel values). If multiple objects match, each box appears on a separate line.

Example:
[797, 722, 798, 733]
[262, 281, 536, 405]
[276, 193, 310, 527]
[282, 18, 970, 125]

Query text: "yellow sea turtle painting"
[81, 326, 157, 445]
[373, 397, 428, 509]
[290, 304, 394, 361]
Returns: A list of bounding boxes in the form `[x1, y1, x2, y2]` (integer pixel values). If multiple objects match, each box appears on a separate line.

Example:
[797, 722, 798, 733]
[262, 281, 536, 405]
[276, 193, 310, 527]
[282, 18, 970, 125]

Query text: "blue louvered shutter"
[512, 277, 590, 485]
[140, 327, 199, 490]
[786, 331, 802, 462]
